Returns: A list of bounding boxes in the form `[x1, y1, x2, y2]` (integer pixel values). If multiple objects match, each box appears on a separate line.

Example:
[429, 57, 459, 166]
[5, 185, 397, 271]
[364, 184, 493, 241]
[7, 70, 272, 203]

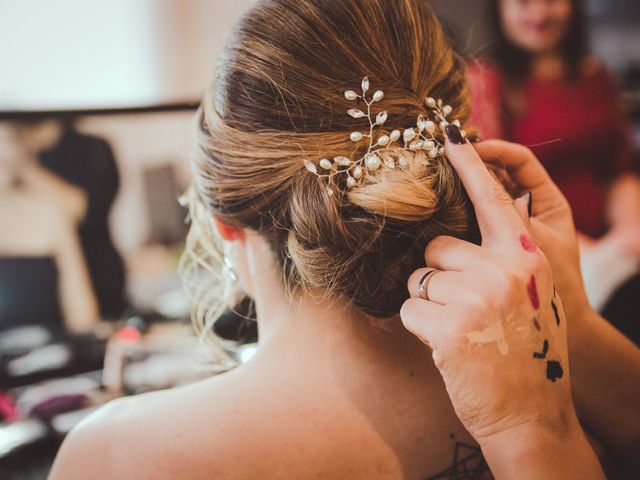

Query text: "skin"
[0, 123, 97, 333]
[49, 141, 639, 479]
[401, 135, 606, 478]
[474, 140, 640, 469]
[498, 0, 640, 259]
[500, 0, 573, 57]
[20, 121, 88, 223]
[50, 226, 485, 478]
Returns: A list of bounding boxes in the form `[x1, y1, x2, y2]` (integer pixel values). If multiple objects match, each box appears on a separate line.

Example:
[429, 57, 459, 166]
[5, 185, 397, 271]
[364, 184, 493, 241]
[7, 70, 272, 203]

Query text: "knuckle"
[463, 290, 492, 313]
[427, 235, 451, 250]
[400, 298, 422, 325]
[507, 269, 529, 301]
[431, 349, 446, 370]
[493, 266, 519, 294]
[425, 235, 452, 262]
[515, 144, 534, 159]
[400, 299, 432, 345]
[481, 139, 504, 150]
[529, 252, 552, 278]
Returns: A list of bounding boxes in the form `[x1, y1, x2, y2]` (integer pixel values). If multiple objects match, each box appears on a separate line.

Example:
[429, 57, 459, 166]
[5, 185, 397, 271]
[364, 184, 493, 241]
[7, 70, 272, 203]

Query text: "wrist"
[560, 288, 592, 330]
[479, 406, 579, 449]
[479, 417, 604, 479]
[565, 296, 594, 326]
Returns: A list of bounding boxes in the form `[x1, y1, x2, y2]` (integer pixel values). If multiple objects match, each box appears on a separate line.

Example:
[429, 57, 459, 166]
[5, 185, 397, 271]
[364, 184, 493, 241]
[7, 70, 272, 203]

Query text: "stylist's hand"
[476, 142, 640, 472]
[401, 127, 604, 479]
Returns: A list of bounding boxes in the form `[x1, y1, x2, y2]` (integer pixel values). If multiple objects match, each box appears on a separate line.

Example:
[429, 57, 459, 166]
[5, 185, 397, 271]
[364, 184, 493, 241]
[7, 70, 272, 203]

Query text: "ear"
[214, 217, 245, 242]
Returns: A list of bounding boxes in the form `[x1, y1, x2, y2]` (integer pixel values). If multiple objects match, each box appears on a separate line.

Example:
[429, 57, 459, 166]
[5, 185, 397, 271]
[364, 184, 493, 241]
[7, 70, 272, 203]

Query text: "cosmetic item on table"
[29, 393, 89, 420]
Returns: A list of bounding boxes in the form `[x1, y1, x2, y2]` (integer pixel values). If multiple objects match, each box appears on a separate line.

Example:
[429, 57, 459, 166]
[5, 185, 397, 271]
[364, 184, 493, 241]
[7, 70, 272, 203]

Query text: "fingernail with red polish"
[445, 124, 466, 144]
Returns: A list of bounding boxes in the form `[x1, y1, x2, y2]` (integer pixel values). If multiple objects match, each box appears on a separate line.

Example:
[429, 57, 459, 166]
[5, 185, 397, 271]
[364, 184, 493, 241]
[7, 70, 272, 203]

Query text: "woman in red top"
[469, 0, 640, 342]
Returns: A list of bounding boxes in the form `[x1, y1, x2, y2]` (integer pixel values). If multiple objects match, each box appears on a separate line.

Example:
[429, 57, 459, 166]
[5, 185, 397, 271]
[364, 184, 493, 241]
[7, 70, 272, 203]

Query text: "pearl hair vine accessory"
[303, 76, 465, 196]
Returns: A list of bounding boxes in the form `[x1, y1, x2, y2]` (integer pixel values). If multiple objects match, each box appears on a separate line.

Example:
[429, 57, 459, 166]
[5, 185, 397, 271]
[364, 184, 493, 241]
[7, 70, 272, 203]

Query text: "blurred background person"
[468, 0, 640, 343]
[22, 119, 127, 320]
[0, 122, 98, 333]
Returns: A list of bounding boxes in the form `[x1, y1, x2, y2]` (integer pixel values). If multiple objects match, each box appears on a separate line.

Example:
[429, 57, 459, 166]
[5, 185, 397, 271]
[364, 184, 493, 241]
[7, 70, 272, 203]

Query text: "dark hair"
[488, 0, 590, 83]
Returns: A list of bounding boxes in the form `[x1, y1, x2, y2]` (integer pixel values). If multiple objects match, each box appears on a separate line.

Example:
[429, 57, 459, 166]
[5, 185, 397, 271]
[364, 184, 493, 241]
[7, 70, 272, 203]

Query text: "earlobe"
[214, 217, 244, 241]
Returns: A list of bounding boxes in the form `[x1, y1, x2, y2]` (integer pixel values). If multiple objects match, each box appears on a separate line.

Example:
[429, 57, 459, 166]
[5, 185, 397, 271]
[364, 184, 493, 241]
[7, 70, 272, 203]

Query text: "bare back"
[50, 323, 484, 480]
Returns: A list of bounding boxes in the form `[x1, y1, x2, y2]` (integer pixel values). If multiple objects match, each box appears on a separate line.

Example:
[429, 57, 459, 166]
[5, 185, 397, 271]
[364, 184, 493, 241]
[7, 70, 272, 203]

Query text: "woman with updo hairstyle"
[186, 0, 478, 324]
[50, 0, 590, 478]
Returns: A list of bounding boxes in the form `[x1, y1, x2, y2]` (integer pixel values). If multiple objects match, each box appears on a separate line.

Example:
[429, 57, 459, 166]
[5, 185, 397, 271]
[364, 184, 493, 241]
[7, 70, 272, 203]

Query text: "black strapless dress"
[0, 257, 63, 331]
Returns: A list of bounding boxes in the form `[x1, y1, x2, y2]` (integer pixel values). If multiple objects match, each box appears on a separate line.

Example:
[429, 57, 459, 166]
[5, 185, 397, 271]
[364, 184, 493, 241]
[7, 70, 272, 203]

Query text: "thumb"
[513, 191, 533, 235]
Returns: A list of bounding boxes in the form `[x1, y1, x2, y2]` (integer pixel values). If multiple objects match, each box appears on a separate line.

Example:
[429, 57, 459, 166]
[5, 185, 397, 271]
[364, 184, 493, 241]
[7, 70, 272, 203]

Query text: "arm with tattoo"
[402, 129, 605, 479]
[475, 141, 640, 469]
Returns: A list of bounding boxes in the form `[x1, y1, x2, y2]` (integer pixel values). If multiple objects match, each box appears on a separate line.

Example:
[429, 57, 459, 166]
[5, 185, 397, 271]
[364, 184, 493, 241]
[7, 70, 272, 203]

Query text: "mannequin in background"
[0, 122, 98, 333]
[20, 118, 127, 319]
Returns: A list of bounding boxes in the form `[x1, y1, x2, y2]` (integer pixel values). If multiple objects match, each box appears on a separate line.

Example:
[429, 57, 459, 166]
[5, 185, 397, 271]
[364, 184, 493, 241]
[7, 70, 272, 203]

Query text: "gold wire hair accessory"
[303, 77, 465, 196]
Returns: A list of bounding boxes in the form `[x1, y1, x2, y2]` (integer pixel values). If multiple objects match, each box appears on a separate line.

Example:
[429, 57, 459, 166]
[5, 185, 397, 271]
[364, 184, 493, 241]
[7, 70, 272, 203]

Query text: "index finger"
[444, 125, 523, 241]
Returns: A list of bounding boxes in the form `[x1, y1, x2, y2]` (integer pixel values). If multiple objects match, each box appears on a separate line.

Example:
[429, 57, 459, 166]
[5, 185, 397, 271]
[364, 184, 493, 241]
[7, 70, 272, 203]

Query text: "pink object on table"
[0, 391, 20, 422]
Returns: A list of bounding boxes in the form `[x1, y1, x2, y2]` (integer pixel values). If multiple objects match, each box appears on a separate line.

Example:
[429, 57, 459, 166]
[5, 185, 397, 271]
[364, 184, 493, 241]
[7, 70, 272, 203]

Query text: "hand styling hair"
[182, 0, 479, 337]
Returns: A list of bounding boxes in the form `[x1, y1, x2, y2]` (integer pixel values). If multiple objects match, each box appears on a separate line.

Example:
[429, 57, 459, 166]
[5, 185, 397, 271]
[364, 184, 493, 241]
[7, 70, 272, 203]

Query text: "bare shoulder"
[48, 362, 396, 479]
[48, 393, 132, 479]
[49, 371, 253, 480]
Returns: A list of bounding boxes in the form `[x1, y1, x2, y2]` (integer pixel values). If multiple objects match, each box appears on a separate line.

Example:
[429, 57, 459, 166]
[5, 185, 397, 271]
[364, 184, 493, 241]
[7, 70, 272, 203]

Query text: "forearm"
[481, 421, 605, 480]
[568, 306, 640, 466]
[56, 224, 99, 333]
[59, 276, 99, 334]
[607, 173, 640, 226]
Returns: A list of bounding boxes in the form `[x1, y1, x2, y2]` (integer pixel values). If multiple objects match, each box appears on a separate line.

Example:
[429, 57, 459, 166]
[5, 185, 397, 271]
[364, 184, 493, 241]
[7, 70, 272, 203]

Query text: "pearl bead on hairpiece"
[303, 76, 465, 196]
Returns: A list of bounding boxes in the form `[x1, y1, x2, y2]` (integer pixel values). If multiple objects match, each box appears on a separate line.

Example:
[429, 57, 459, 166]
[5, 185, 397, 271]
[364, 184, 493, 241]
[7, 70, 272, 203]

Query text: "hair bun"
[287, 148, 477, 317]
[187, 0, 479, 322]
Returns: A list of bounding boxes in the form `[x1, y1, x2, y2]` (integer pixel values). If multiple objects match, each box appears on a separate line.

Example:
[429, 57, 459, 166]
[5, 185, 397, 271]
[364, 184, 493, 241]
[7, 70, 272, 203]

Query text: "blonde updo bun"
[184, 0, 479, 325]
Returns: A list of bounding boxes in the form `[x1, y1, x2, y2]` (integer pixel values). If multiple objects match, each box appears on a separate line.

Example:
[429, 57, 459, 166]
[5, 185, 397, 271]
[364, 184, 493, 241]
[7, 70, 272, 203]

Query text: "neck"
[243, 235, 437, 376]
[531, 51, 567, 80]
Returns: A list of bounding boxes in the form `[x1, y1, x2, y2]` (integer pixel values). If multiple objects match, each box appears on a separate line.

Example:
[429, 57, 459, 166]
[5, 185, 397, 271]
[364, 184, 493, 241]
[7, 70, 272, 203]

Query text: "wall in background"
[0, 0, 255, 111]
[77, 112, 193, 256]
[4, 0, 638, 262]
[35, 1, 258, 257]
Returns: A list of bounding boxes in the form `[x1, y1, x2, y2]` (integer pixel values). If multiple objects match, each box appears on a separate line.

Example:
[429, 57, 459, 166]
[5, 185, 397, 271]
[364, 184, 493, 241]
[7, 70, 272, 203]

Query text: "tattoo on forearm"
[519, 234, 537, 253]
[551, 299, 560, 326]
[425, 438, 490, 479]
[526, 275, 540, 310]
[532, 317, 541, 331]
[529, 284, 564, 381]
[546, 360, 563, 382]
[533, 339, 549, 359]
[532, 339, 564, 382]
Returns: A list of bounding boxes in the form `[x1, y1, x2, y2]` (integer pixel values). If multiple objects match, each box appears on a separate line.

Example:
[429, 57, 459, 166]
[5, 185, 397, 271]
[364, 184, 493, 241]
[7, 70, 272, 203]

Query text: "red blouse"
[468, 61, 634, 238]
